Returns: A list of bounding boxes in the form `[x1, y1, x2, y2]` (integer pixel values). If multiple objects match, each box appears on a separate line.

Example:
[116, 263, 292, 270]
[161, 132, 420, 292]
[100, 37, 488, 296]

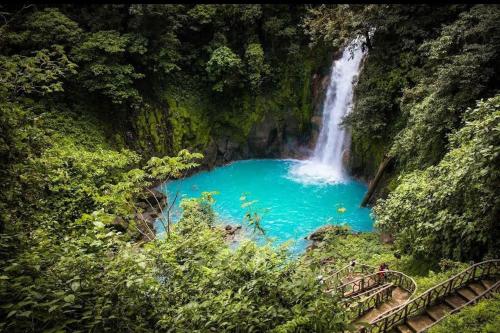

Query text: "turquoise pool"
[157, 159, 373, 252]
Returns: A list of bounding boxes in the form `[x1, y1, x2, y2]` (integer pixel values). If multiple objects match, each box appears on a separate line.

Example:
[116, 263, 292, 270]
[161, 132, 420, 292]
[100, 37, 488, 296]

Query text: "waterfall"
[290, 40, 365, 184]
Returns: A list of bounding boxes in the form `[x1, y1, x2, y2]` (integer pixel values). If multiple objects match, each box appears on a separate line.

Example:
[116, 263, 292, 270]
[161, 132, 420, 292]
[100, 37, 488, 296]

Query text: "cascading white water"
[290, 40, 365, 184]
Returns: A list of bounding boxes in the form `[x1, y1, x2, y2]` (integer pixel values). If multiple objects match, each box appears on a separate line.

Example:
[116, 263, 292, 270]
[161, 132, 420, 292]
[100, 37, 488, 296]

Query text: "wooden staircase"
[394, 279, 498, 333]
[363, 260, 500, 333]
[323, 263, 417, 324]
[357, 287, 410, 325]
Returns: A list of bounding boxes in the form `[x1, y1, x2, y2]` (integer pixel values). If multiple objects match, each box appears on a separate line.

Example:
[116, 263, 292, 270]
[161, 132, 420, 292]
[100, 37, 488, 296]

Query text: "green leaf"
[64, 294, 75, 303]
[71, 281, 80, 292]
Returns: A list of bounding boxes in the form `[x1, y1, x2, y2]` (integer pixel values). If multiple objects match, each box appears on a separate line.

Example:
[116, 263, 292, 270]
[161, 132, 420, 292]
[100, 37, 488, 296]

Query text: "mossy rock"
[306, 225, 352, 242]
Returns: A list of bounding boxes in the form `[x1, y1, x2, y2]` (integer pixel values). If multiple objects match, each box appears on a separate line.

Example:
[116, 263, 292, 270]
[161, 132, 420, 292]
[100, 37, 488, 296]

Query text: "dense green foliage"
[428, 296, 500, 333]
[1, 3, 499, 331]
[0, 98, 345, 330]
[1, 194, 348, 332]
[375, 97, 500, 260]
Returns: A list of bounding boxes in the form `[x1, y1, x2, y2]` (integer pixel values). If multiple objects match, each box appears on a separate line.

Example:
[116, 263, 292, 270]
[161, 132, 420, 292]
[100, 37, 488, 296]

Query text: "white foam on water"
[288, 160, 345, 185]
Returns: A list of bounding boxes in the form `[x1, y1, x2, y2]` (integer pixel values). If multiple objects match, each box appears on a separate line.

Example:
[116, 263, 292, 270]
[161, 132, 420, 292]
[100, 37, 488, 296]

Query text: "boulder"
[306, 225, 337, 242]
[223, 224, 242, 242]
[306, 242, 319, 251]
[215, 137, 247, 164]
[306, 225, 351, 242]
[224, 224, 242, 235]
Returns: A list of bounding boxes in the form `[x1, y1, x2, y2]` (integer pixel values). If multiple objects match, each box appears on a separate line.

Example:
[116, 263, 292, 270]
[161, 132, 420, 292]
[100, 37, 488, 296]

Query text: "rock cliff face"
[127, 52, 334, 170]
[247, 113, 281, 157]
[309, 73, 331, 150]
[201, 70, 331, 167]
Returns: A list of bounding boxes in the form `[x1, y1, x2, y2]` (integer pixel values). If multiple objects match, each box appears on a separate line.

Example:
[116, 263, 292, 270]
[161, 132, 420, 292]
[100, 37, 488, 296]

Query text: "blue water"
[157, 159, 373, 252]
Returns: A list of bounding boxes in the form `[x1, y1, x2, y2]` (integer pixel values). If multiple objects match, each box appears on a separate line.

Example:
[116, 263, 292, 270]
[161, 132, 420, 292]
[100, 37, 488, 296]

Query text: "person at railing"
[378, 263, 389, 281]
[348, 259, 357, 278]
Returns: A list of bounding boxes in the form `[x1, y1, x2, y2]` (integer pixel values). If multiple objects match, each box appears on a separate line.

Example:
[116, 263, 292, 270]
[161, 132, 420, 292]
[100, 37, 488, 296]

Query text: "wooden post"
[361, 156, 393, 207]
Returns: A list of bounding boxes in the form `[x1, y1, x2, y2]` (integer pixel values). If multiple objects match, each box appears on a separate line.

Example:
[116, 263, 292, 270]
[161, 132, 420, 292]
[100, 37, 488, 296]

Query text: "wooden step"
[407, 313, 435, 332]
[468, 282, 486, 295]
[480, 279, 494, 290]
[392, 287, 410, 302]
[444, 294, 467, 309]
[378, 299, 400, 313]
[396, 323, 414, 333]
[456, 287, 477, 302]
[426, 303, 453, 321]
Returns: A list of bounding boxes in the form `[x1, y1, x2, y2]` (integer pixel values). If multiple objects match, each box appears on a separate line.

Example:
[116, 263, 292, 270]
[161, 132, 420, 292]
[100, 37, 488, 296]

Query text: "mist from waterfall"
[290, 40, 365, 184]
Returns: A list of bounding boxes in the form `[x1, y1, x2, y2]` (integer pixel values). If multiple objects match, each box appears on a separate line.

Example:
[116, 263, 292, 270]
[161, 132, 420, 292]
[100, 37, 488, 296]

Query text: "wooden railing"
[337, 270, 417, 298]
[322, 262, 417, 319]
[324, 263, 376, 290]
[421, 279, 500, 332]
[365, 259, 500, 333]
[344, 283, 395, 318]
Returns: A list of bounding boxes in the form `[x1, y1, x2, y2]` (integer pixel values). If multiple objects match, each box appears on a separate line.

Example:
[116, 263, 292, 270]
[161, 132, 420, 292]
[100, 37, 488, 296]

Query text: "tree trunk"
[360, 155, 393, 207]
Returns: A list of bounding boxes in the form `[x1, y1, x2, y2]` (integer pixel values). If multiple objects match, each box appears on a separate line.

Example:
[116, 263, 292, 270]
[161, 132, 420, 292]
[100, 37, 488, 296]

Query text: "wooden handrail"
[345, 283, 395, 318]
[344, 283, 394, 305]
[366, 259, 500, 333]
[324, 263, 352, 283]
[323, 262, 417, 319]
[336, 270, 417, 298]
[324, 263, 377, 290]
[420, 279, 500, 332]
[325, 263, 376, 281]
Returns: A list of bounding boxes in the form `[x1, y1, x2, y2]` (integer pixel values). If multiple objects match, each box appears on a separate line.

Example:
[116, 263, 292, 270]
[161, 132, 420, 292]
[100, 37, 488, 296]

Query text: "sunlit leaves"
[240, 193, 268, 235]
[145, 149, 203, 181]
